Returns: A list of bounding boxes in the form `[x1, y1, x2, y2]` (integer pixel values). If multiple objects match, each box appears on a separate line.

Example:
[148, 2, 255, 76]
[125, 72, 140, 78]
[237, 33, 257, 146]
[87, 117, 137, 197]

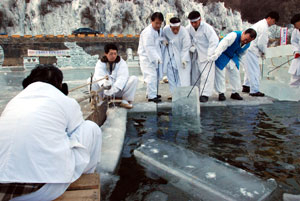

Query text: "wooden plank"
[54, 189, 100, 201]
[68, 173, 100, 190]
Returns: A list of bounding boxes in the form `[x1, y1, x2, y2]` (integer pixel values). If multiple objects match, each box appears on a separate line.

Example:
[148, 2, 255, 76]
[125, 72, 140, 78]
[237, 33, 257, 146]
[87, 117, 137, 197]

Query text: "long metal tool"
[187, 61, 210, 98]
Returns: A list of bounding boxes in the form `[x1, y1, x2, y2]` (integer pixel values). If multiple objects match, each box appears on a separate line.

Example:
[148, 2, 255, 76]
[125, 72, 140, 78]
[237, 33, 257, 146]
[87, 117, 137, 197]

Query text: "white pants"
[197, 61, 215, 97]
[290, 74, 300, 87]
[243, 50, 261, 93]
[167, 58, 180, 93]
[12, 121, 102, 201]
[191, 56, 200, 87]
[93, 76, 138, 102]
[215, 60, 242, 94]
[144, 68, 159, 99]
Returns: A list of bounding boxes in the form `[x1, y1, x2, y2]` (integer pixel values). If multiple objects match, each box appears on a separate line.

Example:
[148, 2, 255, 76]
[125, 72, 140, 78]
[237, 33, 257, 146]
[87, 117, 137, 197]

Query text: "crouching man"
[0, 64, 102, 201]
[92, 43, 138, 109]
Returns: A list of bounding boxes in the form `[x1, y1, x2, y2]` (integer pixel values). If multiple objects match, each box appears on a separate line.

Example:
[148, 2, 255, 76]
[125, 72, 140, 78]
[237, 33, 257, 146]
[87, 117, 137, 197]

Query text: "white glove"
[102, 78, 112, 89]
[182, 61, 187, 69]
[207, 54, 218, 62]
[163, 40, 169, 46]
[104, 86, 119, 96]
[189, 46, 196, 53]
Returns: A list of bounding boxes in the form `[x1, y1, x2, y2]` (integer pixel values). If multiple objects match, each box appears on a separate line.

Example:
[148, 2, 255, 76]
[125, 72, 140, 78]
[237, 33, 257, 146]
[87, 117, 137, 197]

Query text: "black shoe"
[218, 93, 226, 101]
[146, 94, 161, 99]
[230, 93, 243, 100]
[250, 92, 265, 97]
[148, 97, 161, 103]
[242, 85, 250, 93]
[200, 96, 209, 102]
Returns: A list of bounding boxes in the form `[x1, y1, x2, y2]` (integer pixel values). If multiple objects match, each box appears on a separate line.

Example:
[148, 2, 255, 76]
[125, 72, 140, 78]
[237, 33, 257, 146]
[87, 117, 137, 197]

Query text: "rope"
[75, 86, 105, 104]
[69, 75, 108, 93]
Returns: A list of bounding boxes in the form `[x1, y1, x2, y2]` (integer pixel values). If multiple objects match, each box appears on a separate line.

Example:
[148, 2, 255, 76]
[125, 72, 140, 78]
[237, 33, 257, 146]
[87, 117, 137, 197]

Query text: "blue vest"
[215, 31, 250, 70]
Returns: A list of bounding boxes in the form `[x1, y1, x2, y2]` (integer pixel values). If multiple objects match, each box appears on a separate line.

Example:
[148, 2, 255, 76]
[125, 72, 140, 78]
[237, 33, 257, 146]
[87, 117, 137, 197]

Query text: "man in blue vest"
[208, 28, 257, 101]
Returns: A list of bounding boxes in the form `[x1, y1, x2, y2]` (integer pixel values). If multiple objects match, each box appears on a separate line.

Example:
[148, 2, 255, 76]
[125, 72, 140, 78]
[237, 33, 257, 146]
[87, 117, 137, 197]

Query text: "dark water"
[109, 102, 300, 201]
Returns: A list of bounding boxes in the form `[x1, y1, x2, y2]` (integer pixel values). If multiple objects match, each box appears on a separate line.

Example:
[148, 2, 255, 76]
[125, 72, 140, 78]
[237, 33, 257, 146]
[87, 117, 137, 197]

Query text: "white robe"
[138, 24, 164, 99]
[289, 29, 300, 76]
[288, 29, 300, 87]
[186, 22, 219, 97]
[162, 25, 191, 92]
[0, 82, 102, 200]
[243, 19, 269, 93]
[92, 57, 138, 101]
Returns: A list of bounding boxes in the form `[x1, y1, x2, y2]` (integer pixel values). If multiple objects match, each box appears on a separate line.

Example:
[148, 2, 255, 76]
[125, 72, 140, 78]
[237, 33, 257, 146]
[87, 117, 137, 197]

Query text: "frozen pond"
[109, 103, 300, 201]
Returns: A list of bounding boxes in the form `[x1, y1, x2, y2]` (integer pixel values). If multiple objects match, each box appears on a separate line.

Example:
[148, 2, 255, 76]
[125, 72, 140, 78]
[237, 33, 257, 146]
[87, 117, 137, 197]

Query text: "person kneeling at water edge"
[92, 43, 138, 109]
[0, 64, 102, 201]
[208, 28, 257, 101]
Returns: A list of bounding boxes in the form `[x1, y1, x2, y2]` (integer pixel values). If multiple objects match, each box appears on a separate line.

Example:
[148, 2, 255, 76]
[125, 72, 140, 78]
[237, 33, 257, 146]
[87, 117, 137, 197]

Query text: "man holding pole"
[92, 44, 138, 109]
[186, 11, 219, 102]
[242, 11, 280, 96]
[138, 12, 165, 103]
[162, 17, 192, 95]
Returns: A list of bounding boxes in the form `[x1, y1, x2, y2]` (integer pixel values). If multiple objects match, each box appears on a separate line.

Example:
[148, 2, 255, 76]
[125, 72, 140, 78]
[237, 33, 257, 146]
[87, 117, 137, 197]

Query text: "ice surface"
[134, 139, 277, 201]
[99, 172, 120, 201]
[97, 107, 127, 173]
[172, 86, 200, 117]
[283, 193, 300, 201]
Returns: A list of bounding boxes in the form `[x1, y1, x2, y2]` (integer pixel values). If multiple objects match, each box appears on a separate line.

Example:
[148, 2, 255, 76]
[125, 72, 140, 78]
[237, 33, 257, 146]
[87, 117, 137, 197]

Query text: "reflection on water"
[110, 103, 300, 201]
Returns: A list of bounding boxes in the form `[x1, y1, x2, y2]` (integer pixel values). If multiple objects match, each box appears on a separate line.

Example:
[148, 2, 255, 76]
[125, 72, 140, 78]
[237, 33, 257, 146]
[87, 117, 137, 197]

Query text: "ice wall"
[0, 0, 248, 36]
[56, 42, 99, 68]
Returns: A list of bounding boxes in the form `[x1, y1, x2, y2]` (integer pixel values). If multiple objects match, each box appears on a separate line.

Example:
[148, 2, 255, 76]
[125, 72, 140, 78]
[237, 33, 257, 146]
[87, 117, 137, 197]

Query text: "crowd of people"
[139, 11, 300, 103]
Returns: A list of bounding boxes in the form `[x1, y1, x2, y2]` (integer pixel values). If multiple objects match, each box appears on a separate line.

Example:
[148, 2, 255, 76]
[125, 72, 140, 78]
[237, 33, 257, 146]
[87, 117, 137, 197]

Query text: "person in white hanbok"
[162, 17, 192, 96]
[91, 44, 138, 109]
[242, 11, 279, 96]
[0, 65, 102, 201]
[288, 14, 300, 87]
[186, 11, 219, 102]
[138, 12, 165, 103]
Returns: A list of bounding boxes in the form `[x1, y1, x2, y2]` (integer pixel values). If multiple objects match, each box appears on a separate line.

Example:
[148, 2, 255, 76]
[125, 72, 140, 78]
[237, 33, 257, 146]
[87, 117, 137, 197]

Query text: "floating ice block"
[134, 139, 277, 201]
[172, 86, 200, 117]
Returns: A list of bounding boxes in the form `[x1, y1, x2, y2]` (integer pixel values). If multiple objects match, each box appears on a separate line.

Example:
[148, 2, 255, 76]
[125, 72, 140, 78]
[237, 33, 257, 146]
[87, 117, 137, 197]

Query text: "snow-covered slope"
[0, 0, 249, 35]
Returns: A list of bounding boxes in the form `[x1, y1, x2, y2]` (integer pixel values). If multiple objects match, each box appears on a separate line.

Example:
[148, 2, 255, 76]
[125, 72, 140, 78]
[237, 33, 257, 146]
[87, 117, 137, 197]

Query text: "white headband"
[190, 17, 201, 22]
[170, 22, 181, 27]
